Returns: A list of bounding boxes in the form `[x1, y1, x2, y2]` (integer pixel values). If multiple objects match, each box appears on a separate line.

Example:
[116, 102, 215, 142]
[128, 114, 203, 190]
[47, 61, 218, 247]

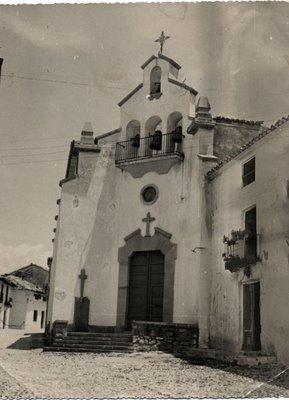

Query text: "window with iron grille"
[242, 157, 255, 187]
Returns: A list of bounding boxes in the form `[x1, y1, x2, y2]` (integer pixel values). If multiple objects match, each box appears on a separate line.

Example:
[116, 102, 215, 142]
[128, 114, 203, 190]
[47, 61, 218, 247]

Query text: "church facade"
[47, 51, 289, 363]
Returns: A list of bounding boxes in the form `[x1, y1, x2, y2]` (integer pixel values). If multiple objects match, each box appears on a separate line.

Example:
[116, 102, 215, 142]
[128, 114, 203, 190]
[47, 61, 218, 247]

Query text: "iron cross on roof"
[78, 268, 88, 300]
[155, 31, 170, 54]
[142, 212, 155, 237]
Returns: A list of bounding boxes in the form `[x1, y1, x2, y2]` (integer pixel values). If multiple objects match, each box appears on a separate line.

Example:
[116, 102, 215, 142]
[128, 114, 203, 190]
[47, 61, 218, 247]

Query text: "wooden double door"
[127, 251, 164, 328]
[243, 282, 261, 351]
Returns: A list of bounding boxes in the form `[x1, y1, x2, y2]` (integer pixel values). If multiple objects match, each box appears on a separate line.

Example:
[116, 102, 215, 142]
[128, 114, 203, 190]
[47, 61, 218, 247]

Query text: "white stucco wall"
[48, 55, 214, 331]
[25, 293, 46, 332]
[8, 289, 27, 329]
[8, 289, 46, 332]
[209, 121, 289, 364]
[0, 284, 11, 329]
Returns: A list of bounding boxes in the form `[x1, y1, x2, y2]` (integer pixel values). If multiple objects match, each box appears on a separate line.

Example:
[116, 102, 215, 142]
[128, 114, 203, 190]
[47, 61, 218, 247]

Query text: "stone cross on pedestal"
[78, 268, 88, 300]
[142, 212, 155, 237]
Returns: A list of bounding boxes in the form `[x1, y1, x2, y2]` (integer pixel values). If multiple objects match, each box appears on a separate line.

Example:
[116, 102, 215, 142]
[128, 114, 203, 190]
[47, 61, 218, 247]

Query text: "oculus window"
[141, 185, 158, 205]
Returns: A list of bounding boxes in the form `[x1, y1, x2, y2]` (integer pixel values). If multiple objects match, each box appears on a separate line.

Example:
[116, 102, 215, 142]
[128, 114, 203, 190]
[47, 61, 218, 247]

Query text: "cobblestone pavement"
[0, 347, 289, 398]
[0, 361, 34, 398]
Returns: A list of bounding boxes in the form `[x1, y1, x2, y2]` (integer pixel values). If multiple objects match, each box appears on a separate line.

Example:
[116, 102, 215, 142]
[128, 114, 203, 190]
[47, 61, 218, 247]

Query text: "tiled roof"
[207, 115, 289, 179]
[1, 263, 48, 294]
[0, 275, 45, 294]
[214, 116, 263, 126]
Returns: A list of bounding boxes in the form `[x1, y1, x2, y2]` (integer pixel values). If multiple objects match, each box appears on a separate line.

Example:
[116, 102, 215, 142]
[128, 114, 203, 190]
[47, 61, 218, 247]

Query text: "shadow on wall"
[7, 333, 44, 350]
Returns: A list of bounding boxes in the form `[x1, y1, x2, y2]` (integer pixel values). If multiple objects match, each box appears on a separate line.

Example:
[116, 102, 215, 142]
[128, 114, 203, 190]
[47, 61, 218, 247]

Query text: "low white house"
[0, 264, 48, 332]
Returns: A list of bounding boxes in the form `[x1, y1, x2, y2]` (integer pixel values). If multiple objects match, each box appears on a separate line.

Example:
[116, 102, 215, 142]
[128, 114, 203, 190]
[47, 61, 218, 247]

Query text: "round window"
[141, 185, 158, 205]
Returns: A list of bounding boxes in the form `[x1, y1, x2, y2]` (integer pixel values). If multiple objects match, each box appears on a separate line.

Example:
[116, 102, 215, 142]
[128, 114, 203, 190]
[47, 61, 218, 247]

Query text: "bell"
[172, 126, 183, 143]
[130, 134, 140, 148]
[149, 130, 162, 151]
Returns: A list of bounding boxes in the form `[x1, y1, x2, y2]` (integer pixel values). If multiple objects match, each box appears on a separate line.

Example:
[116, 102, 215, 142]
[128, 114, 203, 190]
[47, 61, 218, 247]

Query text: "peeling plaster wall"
[209, 122, 289, 363]
[48, 147, 120, 326]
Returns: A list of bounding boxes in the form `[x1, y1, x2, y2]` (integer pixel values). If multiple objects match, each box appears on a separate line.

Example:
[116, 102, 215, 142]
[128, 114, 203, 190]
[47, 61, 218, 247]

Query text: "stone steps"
[45, 332, 133, 354]
[54, 338, 132, 346]
[50, 343, 133, 350]
[66, 332, 132, 338]
[43, 346, 133, 353]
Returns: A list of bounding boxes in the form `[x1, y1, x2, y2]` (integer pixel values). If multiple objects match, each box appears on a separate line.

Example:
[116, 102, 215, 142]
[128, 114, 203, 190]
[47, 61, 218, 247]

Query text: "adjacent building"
[0, 263, 48, 332]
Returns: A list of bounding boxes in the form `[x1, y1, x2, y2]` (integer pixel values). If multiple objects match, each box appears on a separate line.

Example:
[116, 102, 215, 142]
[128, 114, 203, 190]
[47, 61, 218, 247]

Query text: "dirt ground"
[0, 331, 289, 398]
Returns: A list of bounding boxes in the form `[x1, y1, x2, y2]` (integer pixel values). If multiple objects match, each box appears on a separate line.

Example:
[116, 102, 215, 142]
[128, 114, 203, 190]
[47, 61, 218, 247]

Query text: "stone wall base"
[132, 321, 199, 354]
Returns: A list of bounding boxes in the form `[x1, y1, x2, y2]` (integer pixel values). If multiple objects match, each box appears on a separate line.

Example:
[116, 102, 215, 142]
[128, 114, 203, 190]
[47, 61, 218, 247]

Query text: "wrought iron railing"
[222, 230, 260, 273]
[115, 132, 184, 164]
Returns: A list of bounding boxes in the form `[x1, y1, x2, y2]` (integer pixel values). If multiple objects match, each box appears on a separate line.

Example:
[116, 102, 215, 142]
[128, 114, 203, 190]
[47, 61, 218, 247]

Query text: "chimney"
[0, 58, 3, 81]
[80, 122, 94, 144]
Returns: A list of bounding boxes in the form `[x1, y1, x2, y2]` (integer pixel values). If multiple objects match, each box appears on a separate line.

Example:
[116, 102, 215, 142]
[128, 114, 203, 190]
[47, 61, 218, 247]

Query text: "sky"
[0, 2, 289, 273]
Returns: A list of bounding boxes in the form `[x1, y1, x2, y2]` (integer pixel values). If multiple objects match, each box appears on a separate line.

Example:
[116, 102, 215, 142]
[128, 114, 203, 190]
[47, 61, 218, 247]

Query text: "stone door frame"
[116, 227, 177, 330]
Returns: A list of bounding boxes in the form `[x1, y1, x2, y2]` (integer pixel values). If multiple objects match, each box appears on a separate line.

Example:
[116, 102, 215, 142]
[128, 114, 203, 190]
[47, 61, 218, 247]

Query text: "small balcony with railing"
[115, 128, 184, 177]
[222, 229, 261, 276]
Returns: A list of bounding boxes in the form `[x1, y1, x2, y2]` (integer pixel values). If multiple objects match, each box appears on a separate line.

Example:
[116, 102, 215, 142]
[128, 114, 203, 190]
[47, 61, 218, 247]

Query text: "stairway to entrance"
[44, 332, 133, 353]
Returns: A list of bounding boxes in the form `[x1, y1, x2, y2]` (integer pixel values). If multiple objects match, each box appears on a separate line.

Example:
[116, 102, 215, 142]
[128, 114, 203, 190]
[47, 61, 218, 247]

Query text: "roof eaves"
[158, 53, 181, 70]
[95, 127, 122, 141]
[168, 78, 198, 95]
[206, 114, 289, 180]
[0, 276, 17, 288]
[141, 55, 157, 70]
[214, 116, 263, 126]
[7, 264, 46, 277]
[118, 83, 143, 107]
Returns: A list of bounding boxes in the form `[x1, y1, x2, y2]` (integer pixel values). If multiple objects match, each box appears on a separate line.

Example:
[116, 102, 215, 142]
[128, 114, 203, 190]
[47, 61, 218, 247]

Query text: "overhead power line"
[0, 135, 75, 145]
[0, 144, 68, 152]
[1, 73, 132, 91]
[1, 150, 68, 159]
[1, 158, 67, 166]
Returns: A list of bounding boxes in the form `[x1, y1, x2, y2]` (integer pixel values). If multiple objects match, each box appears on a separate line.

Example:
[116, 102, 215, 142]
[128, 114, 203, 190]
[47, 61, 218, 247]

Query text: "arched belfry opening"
[167, 112, 183, 152]
[126, 120, 141, 157]
[145, 116, 163, 154]
[167, 112, 182, 133]
[145, 115, 162, 135]
[150, 66, 161, 95]
[126, 120, 140, 140]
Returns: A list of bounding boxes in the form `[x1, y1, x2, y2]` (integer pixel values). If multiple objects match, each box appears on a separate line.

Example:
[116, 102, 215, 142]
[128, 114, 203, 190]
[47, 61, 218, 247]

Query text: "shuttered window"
[242, 157, 255, 187]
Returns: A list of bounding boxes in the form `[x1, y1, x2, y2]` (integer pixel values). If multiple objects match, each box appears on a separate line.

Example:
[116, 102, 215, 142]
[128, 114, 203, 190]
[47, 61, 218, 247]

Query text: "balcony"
[115, 131, 184, 178]
[222, 229, 261, 275]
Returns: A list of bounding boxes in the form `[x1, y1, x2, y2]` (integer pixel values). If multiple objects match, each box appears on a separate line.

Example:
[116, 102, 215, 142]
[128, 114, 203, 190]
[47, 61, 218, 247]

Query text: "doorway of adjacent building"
[40, 311, 45, 329]
[243, 281, 261, 351]
[127, 251, 164, 328]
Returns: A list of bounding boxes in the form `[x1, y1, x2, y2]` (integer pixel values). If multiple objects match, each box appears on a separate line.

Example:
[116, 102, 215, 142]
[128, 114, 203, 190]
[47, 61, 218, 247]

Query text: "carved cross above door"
[142, 212, 155, 237]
